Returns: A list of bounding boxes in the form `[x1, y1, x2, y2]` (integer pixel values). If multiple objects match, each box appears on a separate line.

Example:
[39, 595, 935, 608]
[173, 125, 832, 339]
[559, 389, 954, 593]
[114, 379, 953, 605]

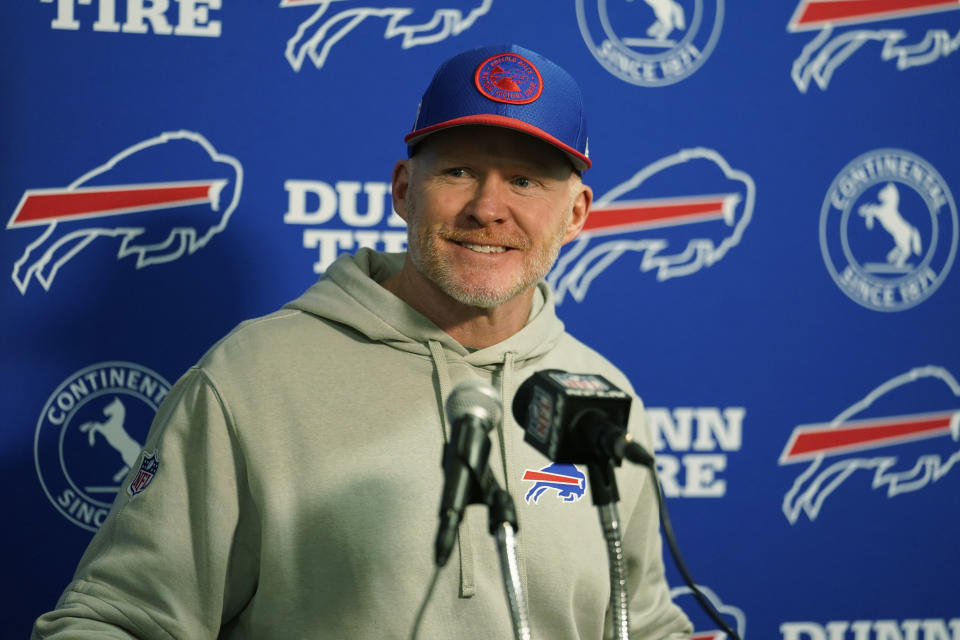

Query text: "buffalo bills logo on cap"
[474, 52, 543, 105]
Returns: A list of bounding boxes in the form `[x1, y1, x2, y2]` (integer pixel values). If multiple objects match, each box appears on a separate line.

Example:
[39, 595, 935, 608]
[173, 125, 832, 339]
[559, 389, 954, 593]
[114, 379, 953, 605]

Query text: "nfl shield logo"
[128, 451, 159, 497]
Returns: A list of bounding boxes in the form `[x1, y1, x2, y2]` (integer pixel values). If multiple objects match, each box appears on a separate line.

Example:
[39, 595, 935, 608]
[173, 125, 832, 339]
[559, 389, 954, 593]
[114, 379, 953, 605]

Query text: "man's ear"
[561, 182, 593, 245]
[391, 160, 411, 222]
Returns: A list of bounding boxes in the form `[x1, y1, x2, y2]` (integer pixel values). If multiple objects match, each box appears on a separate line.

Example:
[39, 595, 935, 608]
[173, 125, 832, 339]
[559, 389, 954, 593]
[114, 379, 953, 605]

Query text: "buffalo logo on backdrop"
[669, 584, 746, 640]
[38, 0, 222, 36]
[789, 0, 960, 92]
[34, 362, 172, 531]
[281, 0, 492, 72]
[283, 179, 407, 273]
[7, 130, 243, 294]
[575, 0, 724, 86]
[521, 463, 586, 504]
[548, 147, 754, 304]
[819, 148, 957, 311]
[780, 365, 960, 524]
[647, 406, 744, 498]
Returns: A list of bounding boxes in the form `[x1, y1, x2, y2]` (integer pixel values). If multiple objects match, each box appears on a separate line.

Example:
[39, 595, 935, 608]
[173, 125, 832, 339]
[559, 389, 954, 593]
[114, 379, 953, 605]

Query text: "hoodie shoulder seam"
[230, 308, 302, 337]
[200, 308, 304, 357]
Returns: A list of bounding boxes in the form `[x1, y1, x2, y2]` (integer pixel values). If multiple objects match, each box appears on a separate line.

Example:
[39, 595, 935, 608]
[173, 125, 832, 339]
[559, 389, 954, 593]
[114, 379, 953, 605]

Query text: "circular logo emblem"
[820, 149, 958, 311]
[475, 53, 543, 104]
[34, 362, 172, 531]
[575, 0, 723, 87]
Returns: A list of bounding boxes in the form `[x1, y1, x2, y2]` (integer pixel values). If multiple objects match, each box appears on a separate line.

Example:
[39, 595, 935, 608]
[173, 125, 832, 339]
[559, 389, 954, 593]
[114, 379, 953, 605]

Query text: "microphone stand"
[437, 459, 531, 640]
[487, 484, 531, 640]
[435, 381, 531, 639]
[586, 462, 629, 640]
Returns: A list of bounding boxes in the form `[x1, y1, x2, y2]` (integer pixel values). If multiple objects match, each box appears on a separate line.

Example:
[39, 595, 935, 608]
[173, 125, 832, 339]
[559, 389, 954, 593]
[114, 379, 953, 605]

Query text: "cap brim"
[405, 114, 591, 171]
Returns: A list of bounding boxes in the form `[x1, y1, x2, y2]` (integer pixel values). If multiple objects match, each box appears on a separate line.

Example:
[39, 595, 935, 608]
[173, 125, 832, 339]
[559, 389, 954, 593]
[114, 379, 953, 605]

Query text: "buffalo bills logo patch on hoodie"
[522, 463, 586, 503]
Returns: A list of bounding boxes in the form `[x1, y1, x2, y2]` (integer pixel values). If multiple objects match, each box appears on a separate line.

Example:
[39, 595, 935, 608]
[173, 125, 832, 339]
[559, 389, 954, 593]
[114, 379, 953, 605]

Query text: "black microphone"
[513, 371, 741, 640]
[435, 379, 502, 567]
[511, 370, 653, 468]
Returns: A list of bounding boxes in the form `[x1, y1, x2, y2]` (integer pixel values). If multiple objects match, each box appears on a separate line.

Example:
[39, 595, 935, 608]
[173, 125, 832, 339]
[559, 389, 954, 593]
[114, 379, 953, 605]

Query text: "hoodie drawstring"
[428, 339, 476, 598]
[427, 343, 530, 600]
[495, 351, 528, 596]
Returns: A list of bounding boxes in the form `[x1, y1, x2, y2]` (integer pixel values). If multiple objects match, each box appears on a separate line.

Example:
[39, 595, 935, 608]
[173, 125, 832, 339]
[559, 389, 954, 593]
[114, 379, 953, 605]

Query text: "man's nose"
[466, 175, 509, 226]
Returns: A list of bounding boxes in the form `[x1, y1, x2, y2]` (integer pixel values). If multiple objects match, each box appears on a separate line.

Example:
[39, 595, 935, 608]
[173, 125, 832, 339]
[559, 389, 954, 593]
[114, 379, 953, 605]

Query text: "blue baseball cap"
[405, 44, 591, 171]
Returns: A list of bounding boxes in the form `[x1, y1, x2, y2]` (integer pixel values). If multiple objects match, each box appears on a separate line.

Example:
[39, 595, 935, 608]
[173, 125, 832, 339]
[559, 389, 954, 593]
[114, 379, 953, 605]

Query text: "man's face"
[393, 126, 591, 308]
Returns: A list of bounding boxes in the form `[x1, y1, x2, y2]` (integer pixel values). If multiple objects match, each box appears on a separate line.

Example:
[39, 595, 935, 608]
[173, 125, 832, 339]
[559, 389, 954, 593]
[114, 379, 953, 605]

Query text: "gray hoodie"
[34, 249, 692, 639]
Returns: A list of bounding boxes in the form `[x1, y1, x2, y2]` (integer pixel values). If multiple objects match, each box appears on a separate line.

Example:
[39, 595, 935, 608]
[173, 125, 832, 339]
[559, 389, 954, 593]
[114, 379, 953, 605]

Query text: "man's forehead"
[415, 125, 576, 174]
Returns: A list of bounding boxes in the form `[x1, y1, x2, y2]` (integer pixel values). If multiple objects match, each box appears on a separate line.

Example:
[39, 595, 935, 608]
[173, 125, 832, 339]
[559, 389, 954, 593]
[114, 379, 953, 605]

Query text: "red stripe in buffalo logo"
[582, 194, 738, 236]
[790, 0, 960, 31]
[9, 180, 227, 228]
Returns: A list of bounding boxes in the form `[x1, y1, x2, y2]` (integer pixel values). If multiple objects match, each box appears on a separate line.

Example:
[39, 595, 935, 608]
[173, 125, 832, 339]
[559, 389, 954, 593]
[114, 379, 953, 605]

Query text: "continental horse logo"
[858, 183, 922, 269]
[281, 0, 493, 72]
[575, 0, 724, 87]
[79, 397, 143, 484]
[34, 362, 171, 531]
[818, 148, 957, 312]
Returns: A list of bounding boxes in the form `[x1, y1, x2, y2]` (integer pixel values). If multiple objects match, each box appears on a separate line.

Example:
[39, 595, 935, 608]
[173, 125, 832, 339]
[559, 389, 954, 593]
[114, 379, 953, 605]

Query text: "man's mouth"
[458, 242, 509, 254]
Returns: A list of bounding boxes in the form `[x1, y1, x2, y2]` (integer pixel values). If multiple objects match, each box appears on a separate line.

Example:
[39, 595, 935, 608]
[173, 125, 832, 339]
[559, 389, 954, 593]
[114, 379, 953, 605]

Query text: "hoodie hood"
[283, 248, 566, 367]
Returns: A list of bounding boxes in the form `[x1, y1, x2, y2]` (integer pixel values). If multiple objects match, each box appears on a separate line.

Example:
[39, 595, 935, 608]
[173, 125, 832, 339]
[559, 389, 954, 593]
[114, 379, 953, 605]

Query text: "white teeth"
[461, 242, 507, 254]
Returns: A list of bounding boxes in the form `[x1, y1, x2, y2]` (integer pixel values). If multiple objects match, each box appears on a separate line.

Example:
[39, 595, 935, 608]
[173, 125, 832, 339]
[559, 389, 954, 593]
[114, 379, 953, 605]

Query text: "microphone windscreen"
[446, 380, 501, 432]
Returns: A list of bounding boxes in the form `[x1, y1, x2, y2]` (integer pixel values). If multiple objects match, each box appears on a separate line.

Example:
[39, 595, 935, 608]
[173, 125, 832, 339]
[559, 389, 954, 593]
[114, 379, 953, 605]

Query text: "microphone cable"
[631, 446, 742, 640]
[409, 565, 442, 640]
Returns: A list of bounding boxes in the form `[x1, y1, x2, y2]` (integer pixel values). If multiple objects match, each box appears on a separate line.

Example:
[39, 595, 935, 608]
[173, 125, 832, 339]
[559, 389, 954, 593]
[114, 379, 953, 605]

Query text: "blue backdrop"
[3, 2, 959, 638]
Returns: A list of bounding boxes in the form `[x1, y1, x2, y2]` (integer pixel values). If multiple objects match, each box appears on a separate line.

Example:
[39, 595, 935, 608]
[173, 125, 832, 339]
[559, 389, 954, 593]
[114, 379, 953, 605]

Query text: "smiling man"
[383, 125, 591, 347]
[34, 45, 692, 639]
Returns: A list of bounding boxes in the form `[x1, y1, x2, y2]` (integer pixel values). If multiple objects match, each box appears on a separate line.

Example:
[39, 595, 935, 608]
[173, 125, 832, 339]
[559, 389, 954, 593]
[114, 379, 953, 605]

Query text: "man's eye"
[446, 168, 467, 177]
[512, 177, 532, 188]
